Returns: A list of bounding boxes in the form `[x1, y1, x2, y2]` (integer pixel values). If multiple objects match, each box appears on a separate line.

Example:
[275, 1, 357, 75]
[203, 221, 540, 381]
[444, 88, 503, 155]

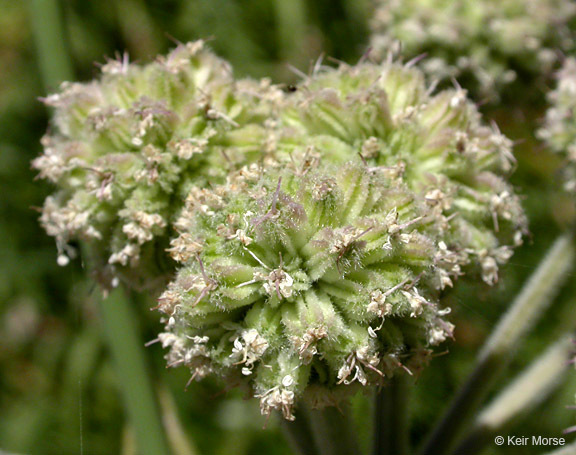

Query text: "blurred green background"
[1, 1, 575, 454]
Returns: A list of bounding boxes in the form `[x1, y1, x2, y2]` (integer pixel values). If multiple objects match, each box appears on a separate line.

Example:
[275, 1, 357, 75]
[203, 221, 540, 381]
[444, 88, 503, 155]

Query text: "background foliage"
[1, 0, 575, 454]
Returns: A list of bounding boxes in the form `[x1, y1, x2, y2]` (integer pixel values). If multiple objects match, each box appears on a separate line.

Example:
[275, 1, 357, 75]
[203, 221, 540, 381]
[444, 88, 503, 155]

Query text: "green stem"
[373, 377, 410, 455]
[158, 384, 198, 455]
[273, 0, 308, 72]
[114, 0, 162, 59]
[308, 404, 361, 455]
[419, 233, 575, 455]
[28, 0, 74, 90]
[281, 408, 320, 455]
[99, 289, 172, 455]
[453, 334, 575, 455]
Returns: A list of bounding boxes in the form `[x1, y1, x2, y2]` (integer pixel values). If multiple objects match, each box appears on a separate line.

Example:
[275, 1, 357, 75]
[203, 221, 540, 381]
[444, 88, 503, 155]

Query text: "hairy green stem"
[308, 404, 361, 455]
[99, 289, 172, 455]
[419, 233, 575, 455]
[373, 377, 410, 455]
[453, 334, 575, 455]
[281, 408, 320, 455]
[28, 0, 74, 90]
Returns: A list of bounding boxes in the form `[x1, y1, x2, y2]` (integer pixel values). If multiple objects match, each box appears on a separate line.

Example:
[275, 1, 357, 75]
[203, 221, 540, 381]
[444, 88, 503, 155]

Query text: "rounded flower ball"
[370, 0, 576, 100]
[280, 60, 527, 284]
[157, 59, 527, 420]
[538, 58, 576, 193]
[33, 41, 284, 291]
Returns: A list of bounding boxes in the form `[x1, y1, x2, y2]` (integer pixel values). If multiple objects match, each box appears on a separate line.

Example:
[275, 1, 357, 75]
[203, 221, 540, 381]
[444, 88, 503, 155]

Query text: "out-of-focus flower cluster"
[370, 0, 576, 100]
[539, 58, 576, 193]
[156, 58, 526, 419]
[33, 41, 283, 291]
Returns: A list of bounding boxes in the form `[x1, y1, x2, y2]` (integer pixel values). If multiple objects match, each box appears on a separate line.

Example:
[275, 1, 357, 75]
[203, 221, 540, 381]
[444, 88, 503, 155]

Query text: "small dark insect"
[286, 84, 297, 92]
[456, 138, 466, 153]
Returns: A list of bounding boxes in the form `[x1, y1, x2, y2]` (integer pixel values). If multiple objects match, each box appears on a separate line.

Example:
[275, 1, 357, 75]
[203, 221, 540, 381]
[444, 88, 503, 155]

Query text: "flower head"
[33, 41, 283, 291]
[158, 58, 526, 419]
[279, 60, 526, 284]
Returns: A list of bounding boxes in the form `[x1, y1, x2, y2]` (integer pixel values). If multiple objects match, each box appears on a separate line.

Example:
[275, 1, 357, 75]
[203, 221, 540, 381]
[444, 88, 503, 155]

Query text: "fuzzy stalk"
[307, 405, 361, 455]
[28, 0, 74, 90]
[373, 377, 410, 455]
[420, 233, 575, 455]
[453, 334, 575, 455]
[99, 289, 172, 455]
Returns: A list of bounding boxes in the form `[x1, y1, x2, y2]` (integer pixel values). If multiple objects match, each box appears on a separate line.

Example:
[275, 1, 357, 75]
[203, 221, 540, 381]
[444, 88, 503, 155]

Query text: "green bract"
[370, 0, 576, 100]
[33, 41, 283, 291]
[157, 59, 526, 419]
[539, 58, 576, 193]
